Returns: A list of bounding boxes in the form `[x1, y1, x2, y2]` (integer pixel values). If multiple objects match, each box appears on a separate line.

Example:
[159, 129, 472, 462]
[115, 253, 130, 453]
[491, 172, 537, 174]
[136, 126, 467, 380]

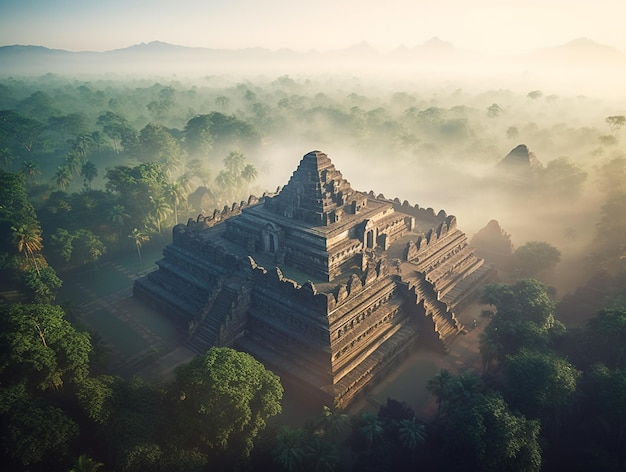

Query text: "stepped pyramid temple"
[135, 151, 493, 407]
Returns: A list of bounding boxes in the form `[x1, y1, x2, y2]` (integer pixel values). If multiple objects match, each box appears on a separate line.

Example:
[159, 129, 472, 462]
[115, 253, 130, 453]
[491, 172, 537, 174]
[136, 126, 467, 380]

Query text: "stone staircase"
[440, 263, 494, 309]
[403, 272, 464, 350]
[186, 286, 238, 354]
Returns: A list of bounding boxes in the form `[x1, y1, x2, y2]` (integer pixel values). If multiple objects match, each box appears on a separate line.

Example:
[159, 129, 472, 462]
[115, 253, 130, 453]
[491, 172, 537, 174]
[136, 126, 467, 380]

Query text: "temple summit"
[134, 151, 493, 407]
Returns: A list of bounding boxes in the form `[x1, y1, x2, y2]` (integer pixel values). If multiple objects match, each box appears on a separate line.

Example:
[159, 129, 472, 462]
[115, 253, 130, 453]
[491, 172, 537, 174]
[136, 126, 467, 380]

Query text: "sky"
[1, 0, 626, 54]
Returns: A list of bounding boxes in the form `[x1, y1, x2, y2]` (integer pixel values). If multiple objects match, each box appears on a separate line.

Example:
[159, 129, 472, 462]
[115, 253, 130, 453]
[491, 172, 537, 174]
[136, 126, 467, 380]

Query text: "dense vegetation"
[1, 73, 626, 470]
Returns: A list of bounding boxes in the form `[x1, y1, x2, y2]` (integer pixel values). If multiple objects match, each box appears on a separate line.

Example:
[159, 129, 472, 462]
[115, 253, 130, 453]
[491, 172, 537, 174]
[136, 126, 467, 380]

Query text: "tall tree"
[586, 307, 626, 368]
[512, 241, 561, 279]
[11, 223, 43, 275]
[128, 228, 150, 265]
[606, 115, 626, 133]
[96, 111, 137, 154]
[165, 181, 186, 225]
[503, 348, 580, 420]
[272, 426, 306, 472]
[80, 161, 98, 187]
[54, 165, 73, 190]
[170, 347, 283, 459]
[426, 368, 454, 420]
[0, 303, 91, 391]
[0, 110, 43, 153]
[148, 195, 172, 234]
[107, 204, 129, 244]
[21, 160, 41, 181]
[0, 147, 15, 169]
[443, 392, 542, 471]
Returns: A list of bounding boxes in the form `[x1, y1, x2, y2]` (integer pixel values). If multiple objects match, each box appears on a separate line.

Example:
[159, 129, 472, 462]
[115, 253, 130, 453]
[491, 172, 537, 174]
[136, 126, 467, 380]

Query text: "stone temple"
[134, 151, 493, 407]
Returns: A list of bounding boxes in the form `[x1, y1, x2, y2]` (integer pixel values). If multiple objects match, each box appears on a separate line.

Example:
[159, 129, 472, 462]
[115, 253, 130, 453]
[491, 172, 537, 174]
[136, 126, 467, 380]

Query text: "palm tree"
[223, 150, 246, 174]
[479, 329, 502, 374]
[215, 169, 236, 203]
[70, 454, 104, 472]
[21, 160, 41, 181]
[273, 426, 306, 471]
[107, 204, 129, 244]
[149, 196, 172, 234]
[241, 163, 258, 183]
[165, 182, 186, 225]
[305, 436, 339, 472]
[426, 368, 454, 420]
[12, 223, 43, 275]
[54, 165, 73, 190]
[316, 405, 349, 440]
[128, 228, 150, 265]
[398, 418, 426, 450]
[448, 372, 482, 406]
[0, 147, 15, 169]
[64, 151, 82, 175]
[80, 161, 98, 187]
[359, 412, 384, 446]
[71, 134, 93, 161]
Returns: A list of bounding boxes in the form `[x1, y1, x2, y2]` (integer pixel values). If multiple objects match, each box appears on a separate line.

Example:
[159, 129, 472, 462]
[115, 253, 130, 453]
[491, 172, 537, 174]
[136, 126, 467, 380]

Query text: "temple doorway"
[366, 230, 374, 248]
[263, 223, 281, 254]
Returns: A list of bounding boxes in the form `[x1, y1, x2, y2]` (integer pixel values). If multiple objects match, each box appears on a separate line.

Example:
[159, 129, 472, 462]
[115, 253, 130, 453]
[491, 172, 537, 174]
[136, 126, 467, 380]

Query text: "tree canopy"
[171, 347, 283, 459]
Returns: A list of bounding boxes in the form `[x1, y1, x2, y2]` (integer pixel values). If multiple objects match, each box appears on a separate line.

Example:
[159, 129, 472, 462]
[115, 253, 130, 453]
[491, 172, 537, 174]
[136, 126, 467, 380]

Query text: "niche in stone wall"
[262, 222, 282, 254]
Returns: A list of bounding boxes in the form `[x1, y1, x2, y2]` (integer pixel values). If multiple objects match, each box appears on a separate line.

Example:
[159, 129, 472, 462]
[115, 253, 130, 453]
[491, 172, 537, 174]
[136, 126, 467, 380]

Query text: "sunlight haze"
[1, 0, 626, 53]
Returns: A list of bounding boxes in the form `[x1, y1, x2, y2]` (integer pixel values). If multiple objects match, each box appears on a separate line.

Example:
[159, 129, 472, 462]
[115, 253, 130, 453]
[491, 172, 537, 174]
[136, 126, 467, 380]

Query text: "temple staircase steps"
[134, 276, 200, 323]
[402, 271, 463, 350]
[186, 286, 238, 354]
[440, 263, 494, 309]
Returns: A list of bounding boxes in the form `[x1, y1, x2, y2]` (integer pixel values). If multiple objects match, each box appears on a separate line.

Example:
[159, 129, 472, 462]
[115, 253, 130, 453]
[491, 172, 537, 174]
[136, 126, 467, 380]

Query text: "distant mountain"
[1, 38, 625, 76]
[528, 37, 626, 66]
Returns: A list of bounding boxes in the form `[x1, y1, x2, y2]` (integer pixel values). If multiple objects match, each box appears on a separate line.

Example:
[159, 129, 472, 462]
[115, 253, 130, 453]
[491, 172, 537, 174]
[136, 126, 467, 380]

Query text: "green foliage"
[586, 307, 626, 368]
[122, 443, 207, 472]
[443, 392, 542, 472]
[171, 347, 283, 458]
[1, 392, 79, 467]
[106, 162, 170, 227]
[76, 375, 117, 424]
[185, 112, 259, 158]
[136, 123, 185, 166]
[70, 454, 105, 472]
[397, 417, 426, 450]
[0, 303, 91, 391]
[538, 157, 587, 198]
[0, 170, 40, 256]
[512, 241, 561, 279]
[96, 111, 138, 153]
[49, 227, 74, 262]
[71, 228, 106, 265]
[273, 426, 307, 471]
[0, 109, 43, 153]
[21, 265, 62, 303]
[503, 348, 580, 419]
[91, 376, 166, 466]
[480, 279, 560, 365]
[426, 368, 454, 418]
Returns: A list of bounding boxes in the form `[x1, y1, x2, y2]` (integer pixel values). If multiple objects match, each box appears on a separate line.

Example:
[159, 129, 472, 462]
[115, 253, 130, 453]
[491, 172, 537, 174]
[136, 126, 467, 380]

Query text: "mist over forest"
[3, 62, 624, 292]
[2, 39, 626, 470]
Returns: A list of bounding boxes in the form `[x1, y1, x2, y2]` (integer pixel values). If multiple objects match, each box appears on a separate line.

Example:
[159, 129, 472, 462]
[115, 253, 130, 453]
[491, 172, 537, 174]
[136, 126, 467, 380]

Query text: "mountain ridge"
[1, 37, 624, 76]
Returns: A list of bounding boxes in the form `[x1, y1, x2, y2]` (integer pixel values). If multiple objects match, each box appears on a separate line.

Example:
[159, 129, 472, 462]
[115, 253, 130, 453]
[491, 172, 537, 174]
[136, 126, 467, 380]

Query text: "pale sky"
[1, 0, 625, 54]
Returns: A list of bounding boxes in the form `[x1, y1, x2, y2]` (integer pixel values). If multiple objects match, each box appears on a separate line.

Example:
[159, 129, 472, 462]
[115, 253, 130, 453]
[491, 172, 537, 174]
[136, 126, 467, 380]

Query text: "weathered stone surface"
[134, 150, 493, 407]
